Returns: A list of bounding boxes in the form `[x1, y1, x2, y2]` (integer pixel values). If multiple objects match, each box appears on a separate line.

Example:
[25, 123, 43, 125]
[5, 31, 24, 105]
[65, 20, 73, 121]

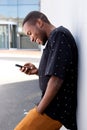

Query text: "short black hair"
[22, 11, 50, 26]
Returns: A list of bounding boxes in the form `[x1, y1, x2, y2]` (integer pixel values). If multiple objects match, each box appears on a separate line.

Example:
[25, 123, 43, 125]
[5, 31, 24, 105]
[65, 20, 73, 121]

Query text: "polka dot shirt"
[38, 26, 78, 130]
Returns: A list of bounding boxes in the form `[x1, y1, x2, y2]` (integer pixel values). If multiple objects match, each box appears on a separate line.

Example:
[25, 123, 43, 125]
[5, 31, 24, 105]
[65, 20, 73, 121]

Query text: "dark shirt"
[38, 26, 78, 130]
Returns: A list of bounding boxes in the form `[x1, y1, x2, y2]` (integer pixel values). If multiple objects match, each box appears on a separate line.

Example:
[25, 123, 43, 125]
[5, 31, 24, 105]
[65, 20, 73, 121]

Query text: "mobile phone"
[15, 64, 23, 68]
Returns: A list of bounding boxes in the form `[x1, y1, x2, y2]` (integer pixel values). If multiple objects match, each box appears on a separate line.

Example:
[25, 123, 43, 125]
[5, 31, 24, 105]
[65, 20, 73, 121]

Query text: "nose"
[30, 35, 34, 42]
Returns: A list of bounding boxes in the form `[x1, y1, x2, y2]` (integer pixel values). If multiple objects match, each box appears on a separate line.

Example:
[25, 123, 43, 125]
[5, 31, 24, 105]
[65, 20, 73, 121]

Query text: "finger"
[30, 66, 33, 69]
[24, 67, 29, 73]
[20, 66, 25, 72]
[25, 67, 32, 75]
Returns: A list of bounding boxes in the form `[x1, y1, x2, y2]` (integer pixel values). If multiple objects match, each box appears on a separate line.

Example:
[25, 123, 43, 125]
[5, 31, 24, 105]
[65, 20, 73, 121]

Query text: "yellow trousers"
[14, 107, 62, 130]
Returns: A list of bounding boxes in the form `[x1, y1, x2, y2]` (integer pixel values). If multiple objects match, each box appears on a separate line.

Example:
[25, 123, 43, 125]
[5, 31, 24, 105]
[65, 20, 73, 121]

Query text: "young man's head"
[23, 11, 50, 26]
[22, 11, 55, 45]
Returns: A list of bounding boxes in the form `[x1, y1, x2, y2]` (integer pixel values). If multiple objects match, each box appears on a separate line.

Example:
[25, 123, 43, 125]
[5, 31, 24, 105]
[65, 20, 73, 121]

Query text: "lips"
[36, 38, 41, 44]
[36, 38, 39, 42]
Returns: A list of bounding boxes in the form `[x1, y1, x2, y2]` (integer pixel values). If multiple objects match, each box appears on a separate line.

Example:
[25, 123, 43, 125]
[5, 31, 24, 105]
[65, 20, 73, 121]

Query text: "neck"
[45, 23, 56, 38]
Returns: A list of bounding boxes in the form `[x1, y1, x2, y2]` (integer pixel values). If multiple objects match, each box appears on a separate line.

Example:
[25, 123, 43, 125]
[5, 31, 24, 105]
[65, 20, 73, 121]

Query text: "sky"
[0, 0, 40, 18]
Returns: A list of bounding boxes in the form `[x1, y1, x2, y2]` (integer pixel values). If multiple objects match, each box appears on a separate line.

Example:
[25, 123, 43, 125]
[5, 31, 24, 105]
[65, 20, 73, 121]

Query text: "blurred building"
[0, 0, 40, 50]
[0, 21, 17, 48]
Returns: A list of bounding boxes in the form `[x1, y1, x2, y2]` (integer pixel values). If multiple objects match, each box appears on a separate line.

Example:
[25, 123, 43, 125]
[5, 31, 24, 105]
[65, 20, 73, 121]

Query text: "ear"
[36, 18, 43, 28]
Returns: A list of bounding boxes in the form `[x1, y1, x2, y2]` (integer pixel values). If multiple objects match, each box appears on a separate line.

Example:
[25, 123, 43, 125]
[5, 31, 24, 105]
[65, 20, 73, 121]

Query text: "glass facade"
[0, 21, 17, 49]
[0, 25, 8, 48]
[0, 0, 40, 49]
[0, 0, 40, 18]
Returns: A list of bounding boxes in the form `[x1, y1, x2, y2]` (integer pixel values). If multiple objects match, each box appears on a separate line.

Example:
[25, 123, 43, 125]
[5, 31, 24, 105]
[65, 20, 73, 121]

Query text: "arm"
[37, 75, 63, 114]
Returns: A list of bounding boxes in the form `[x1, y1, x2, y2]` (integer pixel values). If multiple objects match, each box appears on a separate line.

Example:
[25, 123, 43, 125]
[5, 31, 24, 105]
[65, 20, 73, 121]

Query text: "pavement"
[0, 49, 42, 85]
[0, 49, 42, 130]
[0, 49, 42, 58]
[0, 80, 41, 130]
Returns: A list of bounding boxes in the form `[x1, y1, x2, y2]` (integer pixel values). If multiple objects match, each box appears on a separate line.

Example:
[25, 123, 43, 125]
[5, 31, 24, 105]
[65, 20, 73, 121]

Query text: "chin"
[42, 42, 46, 45]
[42, 39, 47, 45]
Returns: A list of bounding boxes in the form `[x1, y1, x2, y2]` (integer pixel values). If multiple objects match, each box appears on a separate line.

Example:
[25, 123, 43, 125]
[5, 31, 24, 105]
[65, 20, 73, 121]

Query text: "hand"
[35, 105, 44, 114]
[20, 63, 38, 75]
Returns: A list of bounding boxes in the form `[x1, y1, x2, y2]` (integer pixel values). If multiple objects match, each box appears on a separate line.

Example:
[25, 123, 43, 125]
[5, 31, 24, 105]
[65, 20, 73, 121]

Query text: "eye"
[27, 31, 31, 36]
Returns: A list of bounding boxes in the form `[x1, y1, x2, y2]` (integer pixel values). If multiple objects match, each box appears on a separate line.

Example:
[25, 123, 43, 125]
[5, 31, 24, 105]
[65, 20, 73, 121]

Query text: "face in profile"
[23, 20, 48, 45]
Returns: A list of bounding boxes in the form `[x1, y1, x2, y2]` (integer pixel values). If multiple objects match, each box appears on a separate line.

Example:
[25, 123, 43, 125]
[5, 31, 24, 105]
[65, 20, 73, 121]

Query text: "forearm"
[37, 84, 58, 113]
[37, 76, 63, 114]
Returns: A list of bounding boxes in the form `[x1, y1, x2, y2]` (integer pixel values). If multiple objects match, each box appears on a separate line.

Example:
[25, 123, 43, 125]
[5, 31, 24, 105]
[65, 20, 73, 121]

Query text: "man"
[14, 11, 78, 130]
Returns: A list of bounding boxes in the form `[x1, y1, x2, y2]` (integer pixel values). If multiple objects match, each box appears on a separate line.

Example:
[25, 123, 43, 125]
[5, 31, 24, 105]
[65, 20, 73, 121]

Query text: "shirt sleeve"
[45, 33, 72, 79]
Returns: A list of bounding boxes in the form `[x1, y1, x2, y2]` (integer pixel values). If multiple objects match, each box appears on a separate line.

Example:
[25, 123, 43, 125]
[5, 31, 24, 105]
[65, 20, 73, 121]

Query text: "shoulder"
[49, 26, 71, 41]
[48, 26, 69, 47]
